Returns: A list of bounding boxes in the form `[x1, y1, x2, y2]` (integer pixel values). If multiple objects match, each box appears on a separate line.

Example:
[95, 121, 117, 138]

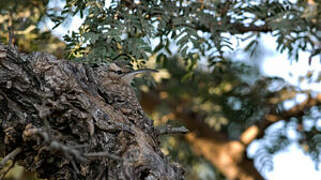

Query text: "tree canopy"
[0, 0, 321, 179]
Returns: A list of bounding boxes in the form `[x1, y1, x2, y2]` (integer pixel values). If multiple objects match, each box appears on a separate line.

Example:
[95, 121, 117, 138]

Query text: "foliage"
[1, 0, 321, 179]
[54, 0, 320, 64]
[0, 0, 65, 57]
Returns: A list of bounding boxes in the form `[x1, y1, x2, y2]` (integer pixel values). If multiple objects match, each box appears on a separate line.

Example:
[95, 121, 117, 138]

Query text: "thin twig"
[96, 165, 106, 180]
[84, 151, 122, 161]
[26, 127, 87, 162]
[0, 147, 22, 169]
[71, 160, 80, 174]
[156, 125, 189, 136]
[0, 159, 16, 180]
[8, 11, 15, 49]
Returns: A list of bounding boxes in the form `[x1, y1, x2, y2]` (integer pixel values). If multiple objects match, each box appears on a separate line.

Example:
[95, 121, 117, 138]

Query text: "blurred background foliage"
[0, 0, 320, 179]
[0, 0, 65, 57]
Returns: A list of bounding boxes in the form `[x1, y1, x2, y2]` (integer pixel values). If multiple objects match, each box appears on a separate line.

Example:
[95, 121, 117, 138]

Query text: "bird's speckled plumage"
[95, 63, 156, 134]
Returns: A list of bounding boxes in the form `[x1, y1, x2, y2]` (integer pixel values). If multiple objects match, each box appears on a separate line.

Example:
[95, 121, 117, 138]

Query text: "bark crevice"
[0, 45, 184, 180]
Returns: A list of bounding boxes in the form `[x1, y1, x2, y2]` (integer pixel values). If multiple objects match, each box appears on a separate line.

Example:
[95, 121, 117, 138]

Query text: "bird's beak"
[121, 69, 158, 85]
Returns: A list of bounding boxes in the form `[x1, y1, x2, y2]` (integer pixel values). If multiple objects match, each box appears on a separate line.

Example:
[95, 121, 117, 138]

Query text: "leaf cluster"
[53, 0, 320, 67]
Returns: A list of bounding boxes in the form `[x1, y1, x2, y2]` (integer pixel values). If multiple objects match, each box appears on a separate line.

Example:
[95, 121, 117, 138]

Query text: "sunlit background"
[1, 0, 320, 179]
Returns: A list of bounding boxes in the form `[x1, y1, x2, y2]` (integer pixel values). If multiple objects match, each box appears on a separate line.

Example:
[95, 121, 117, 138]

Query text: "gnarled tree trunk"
[0, 44, 184, 180]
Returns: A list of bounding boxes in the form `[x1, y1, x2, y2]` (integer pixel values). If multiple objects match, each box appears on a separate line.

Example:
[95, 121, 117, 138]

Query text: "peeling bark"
[0, 44, 184, 180]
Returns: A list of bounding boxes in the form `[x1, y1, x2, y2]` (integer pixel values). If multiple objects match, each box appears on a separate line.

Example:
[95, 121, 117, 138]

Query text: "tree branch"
[141, 91, 265, 180]
[239, 93, 321, 146]
[0, 147, 22, 169]
[194, 22, 272, 34]
[156, 125, 189, 136]
[253, 93, 321, 140]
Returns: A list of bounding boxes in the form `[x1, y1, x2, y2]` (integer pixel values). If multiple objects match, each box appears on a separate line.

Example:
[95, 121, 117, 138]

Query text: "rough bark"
[0, 44, 184, 180]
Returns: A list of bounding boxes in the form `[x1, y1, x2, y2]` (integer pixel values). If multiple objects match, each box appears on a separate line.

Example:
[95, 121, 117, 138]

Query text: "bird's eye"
[116, 70, 122, 74]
